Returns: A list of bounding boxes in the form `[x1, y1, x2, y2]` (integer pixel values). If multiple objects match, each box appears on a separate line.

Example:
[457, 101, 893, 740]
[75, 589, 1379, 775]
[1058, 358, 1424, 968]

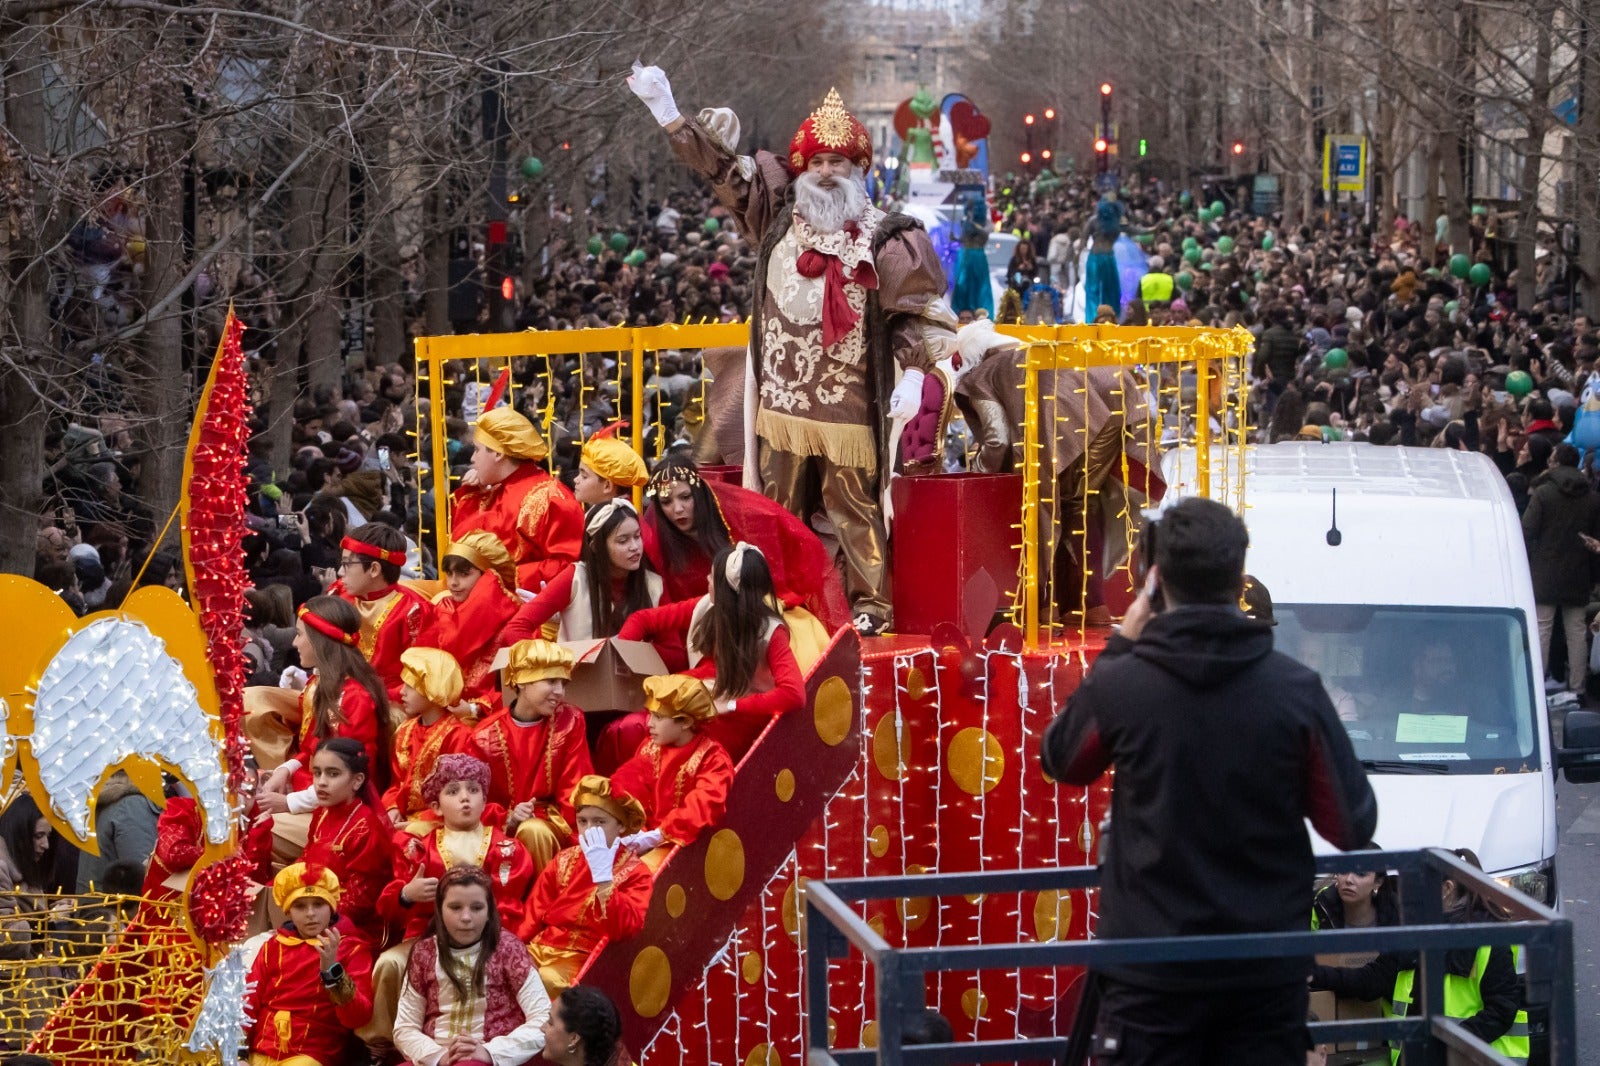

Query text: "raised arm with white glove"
[579, 825, 619, 885]
[627, 62, 681, 129]
[887, 368, 927, 420]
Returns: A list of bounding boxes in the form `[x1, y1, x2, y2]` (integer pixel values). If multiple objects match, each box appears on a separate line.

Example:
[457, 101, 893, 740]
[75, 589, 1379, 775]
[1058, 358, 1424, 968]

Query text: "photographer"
[1041, 497, 1376, 1066]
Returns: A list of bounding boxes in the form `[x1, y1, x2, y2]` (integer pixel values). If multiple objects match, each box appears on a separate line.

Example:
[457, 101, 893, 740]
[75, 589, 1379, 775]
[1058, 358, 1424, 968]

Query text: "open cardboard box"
[1309, 950, 1387, 1061]
[492, 638, 668, 713]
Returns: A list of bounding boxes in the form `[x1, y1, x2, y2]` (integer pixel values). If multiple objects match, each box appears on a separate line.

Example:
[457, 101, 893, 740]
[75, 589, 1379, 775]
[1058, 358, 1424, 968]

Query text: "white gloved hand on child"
[887, 368, 926, 420]
[620, 828, 666, 855]
[279, 666, 308, 691]
[579, 825, 619, 884]
[627, 62, 681, 128]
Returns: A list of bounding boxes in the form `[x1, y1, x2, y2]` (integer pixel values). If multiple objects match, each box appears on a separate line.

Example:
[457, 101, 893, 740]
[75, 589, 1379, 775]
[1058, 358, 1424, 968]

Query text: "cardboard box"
[1310, 950, 1388, 1062]
[560, 638, 669, 712]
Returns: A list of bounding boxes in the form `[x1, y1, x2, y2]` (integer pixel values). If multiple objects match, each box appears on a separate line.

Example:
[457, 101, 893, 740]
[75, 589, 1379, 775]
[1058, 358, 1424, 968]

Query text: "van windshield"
[1272, 605, 1540, 774]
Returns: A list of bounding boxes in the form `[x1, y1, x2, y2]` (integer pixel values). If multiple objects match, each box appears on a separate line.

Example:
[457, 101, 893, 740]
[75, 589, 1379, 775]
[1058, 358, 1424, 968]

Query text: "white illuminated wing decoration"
[32, 617, 231, 845]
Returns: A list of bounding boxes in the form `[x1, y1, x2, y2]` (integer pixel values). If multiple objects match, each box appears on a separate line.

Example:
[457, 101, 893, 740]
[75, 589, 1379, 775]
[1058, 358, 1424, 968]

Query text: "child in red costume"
[420, 530, 522, 716]
[256, 595, 394, 865]
[392, 866, 552, 1066]
[329, 522, 434, 701]
[470, 640, 593, 873]
[610, 674, 734, 871]
[450, 405, 584, 591]
[522, 775, 653, 998]
[365, 754, 532, 1047]
[245, 861, 374, 1066]
[384, 647, 472, 833]
[301, 738, 394, 940]
[617, 543, 804, 760]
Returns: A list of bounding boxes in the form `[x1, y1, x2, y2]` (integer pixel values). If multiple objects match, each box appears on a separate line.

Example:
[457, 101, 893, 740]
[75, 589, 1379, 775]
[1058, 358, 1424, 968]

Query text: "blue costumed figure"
[1566, 379, 1600, 464]
[1084, 197, 1123, 316]
[952, 193, 994, 319]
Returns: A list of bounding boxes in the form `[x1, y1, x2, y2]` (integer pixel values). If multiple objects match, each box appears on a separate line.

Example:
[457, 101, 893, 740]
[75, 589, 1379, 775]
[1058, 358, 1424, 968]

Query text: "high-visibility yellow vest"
[1390, 945, 1529, 1064]
[1139, 271, 1174, 303]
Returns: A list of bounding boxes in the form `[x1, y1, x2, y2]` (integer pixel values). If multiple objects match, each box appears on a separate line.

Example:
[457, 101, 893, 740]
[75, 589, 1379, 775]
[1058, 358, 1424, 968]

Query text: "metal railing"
[802, 848, 1574, 1066]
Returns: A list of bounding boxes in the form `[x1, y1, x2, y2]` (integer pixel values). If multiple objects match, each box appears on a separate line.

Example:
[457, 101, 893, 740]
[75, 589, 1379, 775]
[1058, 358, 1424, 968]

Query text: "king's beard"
[793, 168, 869, 234]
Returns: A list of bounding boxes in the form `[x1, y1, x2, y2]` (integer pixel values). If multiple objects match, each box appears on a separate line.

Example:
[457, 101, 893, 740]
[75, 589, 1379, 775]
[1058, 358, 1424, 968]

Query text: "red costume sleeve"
[291, 679, 382, 791]
[502, 565, 576, 645]
[600, 858, 654, 941]
[616, 596, 697, 644]
[435, 573, 522, 663]
[377, 835, 431, 930]
[517, 482, 584, 590]
[657, 740, 735, 848]
[331, 931, 376, 1030]
[726, 628, 805, 718]
[549, 706, 596, 825]
[484, 832, 536, 933]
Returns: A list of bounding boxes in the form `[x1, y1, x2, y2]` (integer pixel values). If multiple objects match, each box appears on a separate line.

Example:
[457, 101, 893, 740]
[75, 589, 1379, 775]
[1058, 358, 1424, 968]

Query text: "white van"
[1163, 442, 1591, 904]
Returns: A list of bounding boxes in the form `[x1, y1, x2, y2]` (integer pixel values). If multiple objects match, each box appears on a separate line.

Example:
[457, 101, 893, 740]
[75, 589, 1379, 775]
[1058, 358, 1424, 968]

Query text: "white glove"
[887, 368, 926, 421]
[279, 666, 308, 691]
[627, 62, 681, 128]
[620, 828, 666, 855]
[579, 825, 619, 884]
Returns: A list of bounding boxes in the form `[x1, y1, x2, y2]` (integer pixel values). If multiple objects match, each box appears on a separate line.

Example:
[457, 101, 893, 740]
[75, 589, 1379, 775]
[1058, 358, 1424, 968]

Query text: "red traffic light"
[1041, 149, 1053, 160]
[1231, 141, 1245, 156]
[1044, 107, 1057, 120]
[1020, 151, 1033, 164]
[1024, 113, 1036, 126]
[500, 276, 515, 301]
[1100, 82, 1113, 96]
[1093, 137, 1108, 153]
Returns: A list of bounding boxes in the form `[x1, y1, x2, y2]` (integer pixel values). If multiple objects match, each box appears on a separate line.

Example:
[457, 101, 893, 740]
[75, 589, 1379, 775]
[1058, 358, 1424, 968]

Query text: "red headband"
[340, 536, 406, 567]
[298, 606, 358, 646]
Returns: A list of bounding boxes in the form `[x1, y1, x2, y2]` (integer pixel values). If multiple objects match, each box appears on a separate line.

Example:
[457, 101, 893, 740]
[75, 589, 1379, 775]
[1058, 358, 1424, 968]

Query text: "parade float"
[0, 314, 1253, 1064]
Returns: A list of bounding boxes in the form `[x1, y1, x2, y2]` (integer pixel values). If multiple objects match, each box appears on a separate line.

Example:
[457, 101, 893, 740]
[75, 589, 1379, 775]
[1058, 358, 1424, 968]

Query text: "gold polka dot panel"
[813, 675, 853, 746]
[774, 768, 795, 802]
[664, 883, 686, 918]
[705, 828, 746, 901]
[1032, 889, 1073, 942]
[947, 726, 1006, 795]
[743, 1042, 779, 1066]
[905, 666, 928, 701]
[868, 824, 889, 858]
[861, 1020, 879, 1048]
[871, 711, 906, 781]
[741, 951, 763, 985]
[629, 946, 672, 1017]
[961, 987, 989, 1020]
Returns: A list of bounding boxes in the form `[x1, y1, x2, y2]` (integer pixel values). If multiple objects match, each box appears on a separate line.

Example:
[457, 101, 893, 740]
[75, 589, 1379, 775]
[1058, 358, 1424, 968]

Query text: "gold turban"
[274, 861, 342, 912]
[642, 673, 717, 725]
[475, 407, 548, 462]
[569, 774, 646, 833]
[580, 435, 649, 489]
[400, 647, 465, 707]
[444, 530, 517, 590]
[497, 639, 575, 685]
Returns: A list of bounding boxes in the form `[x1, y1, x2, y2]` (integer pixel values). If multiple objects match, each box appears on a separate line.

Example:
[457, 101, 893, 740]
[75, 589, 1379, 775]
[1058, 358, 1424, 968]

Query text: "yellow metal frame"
[414, 323, 745, 563]
[415, 321, 1254, 648]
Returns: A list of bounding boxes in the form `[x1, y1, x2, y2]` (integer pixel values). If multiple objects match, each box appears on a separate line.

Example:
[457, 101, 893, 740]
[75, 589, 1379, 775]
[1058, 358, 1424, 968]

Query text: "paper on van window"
[1394, 713, 1468, 744]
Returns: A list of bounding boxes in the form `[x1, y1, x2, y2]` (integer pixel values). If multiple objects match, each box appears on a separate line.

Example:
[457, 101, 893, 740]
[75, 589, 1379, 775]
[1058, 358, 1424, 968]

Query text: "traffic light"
[1231, 140, 1245, 156]
[1041, 149, 1053, 161]
[1100, 82, 1113, 96]
[1098, 83, 1114, 175]
[1094, 137, 1108, 154]
[1139, 138, 1149, 157]
[1025, 113, 1036, 126]
[500, 276, 515, 301]
[1020, 151, 1033, 165]
[1044, 107, 1056, 121]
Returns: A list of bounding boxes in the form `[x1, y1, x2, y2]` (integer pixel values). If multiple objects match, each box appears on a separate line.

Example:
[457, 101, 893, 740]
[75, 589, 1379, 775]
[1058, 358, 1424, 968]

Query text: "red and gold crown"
[788, 88, 872, 175]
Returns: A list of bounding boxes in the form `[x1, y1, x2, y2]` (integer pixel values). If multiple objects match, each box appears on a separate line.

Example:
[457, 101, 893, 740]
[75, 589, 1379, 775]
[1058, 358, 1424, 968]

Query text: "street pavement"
[1555, 774, 1600, 1058]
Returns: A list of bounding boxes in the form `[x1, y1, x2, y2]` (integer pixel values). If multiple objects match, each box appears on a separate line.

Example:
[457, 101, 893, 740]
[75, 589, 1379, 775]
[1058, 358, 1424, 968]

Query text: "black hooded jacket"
[1041, 604, 1377, 991]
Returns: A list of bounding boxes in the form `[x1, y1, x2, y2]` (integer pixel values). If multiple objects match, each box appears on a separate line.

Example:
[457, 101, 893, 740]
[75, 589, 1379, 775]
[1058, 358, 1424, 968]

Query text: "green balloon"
[1445, 300, 1459, 315]
[520, 156, 543, 179]
[1261, 232, 1275, 251]
[1209, 200, 1224, 216]
[1471, 204, 1488, 216]
[1324, 347, 1349, 370]
[608, 232, 629, 253]
[1468, 262, 1492, 287]
[586, 236, 603, 256]
[1175, 270, 1194, 291]
[1182, 236, 1199, 252]
[1506, 370, 1534, 398]
[1200, 262, 1214, 272]
[624, 249, 646, 266]
[703, 217, 720, 234]
[1448, 253, 1471, 279]
[1216, 235, 1235, 255]
[1183, 246, 1202, 266]
[1135, 233, 1154, 246]
[1179, 190, 1193, 206]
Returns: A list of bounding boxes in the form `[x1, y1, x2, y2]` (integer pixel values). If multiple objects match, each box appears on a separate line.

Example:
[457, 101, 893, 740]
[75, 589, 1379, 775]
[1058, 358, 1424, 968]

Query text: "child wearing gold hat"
[521, 775, 653, 997]
[383, 647, 473, 832]
[421, 530, 523, 715]
[245, 862, 374, 1066]
[469, 639, 594, 873]
[572, 424, 650, 507]
[610, 673, 735, 870]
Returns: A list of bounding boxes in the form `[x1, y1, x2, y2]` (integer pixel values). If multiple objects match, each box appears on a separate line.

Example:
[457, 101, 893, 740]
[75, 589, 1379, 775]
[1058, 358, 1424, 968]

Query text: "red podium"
[890, 473, 1023, 639]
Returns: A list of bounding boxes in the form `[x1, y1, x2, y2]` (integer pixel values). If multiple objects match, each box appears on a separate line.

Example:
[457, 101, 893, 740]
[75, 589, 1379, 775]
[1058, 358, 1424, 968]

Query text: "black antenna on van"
[1326, 487, 1342, 546]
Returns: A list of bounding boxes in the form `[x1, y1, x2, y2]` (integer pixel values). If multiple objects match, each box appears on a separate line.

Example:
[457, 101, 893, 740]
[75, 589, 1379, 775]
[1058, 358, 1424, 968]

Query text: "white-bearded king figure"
[629, 66, 957, 635]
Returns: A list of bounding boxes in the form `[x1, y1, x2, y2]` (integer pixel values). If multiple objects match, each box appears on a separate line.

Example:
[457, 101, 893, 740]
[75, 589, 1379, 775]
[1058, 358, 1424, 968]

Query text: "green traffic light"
[1139, 138, 1148, 157]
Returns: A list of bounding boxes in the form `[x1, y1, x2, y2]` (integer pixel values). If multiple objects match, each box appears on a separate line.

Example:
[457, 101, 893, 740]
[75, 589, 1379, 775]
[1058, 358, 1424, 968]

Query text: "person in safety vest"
[1310, 848, 1528, 1064]
[1138, 255, 1174, 305]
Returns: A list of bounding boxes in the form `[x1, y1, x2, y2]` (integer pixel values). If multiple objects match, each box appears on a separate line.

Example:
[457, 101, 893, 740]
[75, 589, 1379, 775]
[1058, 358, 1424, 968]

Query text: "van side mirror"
[1558, 709, 1600, 784]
